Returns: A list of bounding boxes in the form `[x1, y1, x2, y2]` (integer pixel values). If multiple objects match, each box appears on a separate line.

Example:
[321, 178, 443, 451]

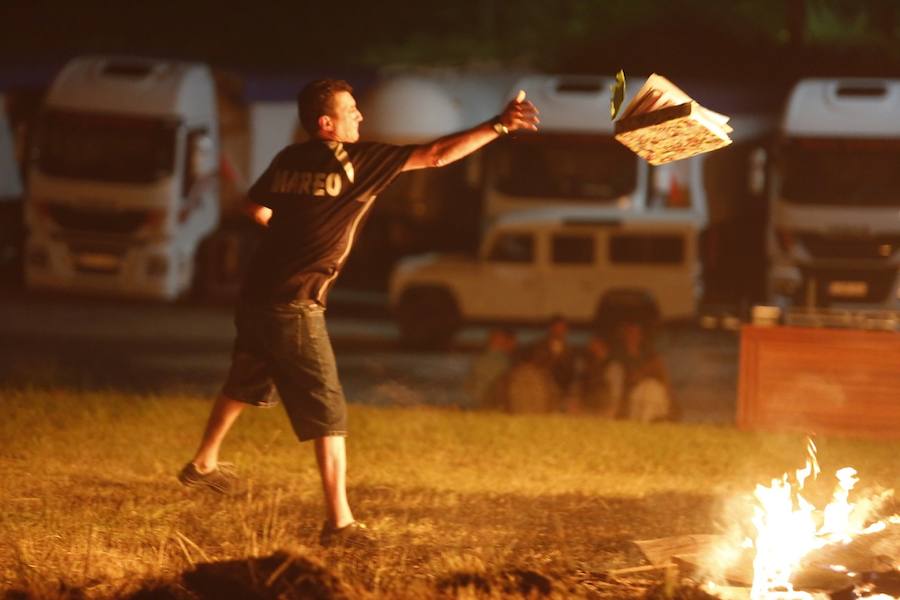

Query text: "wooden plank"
[738, 325, 900, 438]
[634, 534, 723, 566]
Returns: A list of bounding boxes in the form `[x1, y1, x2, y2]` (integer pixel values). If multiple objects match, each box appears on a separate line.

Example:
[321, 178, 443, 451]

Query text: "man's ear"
[318, 114, 334, 134]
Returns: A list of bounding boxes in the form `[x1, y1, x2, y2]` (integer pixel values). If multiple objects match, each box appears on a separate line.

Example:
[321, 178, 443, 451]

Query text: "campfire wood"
[635, 532, 900, 599]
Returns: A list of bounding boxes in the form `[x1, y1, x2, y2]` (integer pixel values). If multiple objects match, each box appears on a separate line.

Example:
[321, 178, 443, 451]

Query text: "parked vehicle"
[24, 56, 222, 299]
[768, 78, 900, 310]
[0, 95, 24, 282]
[389, 206, 702, 347]
[22, 55, 298, 300]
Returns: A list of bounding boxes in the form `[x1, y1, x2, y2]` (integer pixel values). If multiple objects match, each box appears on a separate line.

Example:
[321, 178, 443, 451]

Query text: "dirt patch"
[437, 567, 555, 596]
[643, 581, 721, 599]
[123, 551, 351, 600]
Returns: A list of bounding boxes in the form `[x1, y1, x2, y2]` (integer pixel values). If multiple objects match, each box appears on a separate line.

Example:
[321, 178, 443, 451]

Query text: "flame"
[734, 437, 898, 600]
[749, 437, 824, 598]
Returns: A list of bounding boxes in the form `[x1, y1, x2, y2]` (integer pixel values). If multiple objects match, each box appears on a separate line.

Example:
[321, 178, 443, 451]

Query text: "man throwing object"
[178, 78, 539, 547]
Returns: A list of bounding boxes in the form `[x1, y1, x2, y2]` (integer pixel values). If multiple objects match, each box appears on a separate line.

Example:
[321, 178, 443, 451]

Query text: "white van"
[24, 56, 220, 300]
[768, 78, 900, 310]
[389, 206, 702, 347]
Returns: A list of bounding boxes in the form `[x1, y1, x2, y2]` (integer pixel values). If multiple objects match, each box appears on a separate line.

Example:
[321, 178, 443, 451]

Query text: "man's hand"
[245, 201, 272, 227]
[498, 90, 540, 133]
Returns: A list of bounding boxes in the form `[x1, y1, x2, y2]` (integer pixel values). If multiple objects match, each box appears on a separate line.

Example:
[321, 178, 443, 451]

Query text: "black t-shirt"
[241, 139, 413, 306]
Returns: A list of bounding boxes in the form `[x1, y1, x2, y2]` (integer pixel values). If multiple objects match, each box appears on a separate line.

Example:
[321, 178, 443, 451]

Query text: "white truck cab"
[25, 56, 220, 300]
[389, 206, 702, 347]
[768, 78, 900, 310]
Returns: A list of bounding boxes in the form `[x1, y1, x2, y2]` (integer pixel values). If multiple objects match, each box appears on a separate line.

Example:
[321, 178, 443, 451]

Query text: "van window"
[552, 234, 594, 264]
[610, 234, 684, 264]
[487, 232, 534, 263]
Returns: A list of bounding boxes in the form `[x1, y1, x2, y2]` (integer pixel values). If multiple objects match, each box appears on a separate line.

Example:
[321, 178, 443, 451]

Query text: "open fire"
[702, 438, 899, 600]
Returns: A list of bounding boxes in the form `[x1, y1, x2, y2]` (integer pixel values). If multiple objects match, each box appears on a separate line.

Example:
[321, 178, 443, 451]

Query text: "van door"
[476, 229, 544, 320]
[543, 229, 599, 321]
[603, 224, 697, 320]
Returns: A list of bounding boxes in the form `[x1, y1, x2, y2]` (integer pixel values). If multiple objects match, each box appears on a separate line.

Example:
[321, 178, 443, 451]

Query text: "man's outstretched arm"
[402, 92, 539, 172]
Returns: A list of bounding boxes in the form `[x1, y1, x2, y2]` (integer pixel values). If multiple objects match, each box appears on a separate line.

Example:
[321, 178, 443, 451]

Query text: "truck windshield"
[491, 134, 636, 201]
[34, 109, 178, 183]
[780, 138, 900, 206]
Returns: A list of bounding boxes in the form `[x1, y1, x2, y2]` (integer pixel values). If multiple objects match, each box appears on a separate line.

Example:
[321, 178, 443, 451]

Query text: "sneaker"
[318, 521, 376, 550]
[177, 462, 236, 494]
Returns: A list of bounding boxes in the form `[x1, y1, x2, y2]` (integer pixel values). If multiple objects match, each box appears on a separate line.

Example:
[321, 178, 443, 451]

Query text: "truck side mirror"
[191, 131, 215, 176]
[748, 147, 767, 196]
[183, 128, 213, 197]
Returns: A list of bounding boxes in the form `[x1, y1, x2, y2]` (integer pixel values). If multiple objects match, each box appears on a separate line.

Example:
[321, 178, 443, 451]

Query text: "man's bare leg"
[191, 394, 246, 473]
[315, 435, 354, 528]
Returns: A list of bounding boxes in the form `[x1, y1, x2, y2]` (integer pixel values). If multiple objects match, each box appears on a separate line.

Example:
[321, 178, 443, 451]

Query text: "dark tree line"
[0, 0, 898, 77]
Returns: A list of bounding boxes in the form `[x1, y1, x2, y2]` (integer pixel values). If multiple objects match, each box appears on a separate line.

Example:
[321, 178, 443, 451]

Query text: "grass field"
[3, 387, 899, 599]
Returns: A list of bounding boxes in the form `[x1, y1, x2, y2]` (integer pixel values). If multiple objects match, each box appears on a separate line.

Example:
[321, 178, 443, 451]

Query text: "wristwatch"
[492, 117, 509, 136]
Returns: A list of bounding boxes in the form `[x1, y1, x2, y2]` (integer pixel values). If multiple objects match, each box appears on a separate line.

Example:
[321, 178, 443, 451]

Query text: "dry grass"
[2, 387, 899, 599]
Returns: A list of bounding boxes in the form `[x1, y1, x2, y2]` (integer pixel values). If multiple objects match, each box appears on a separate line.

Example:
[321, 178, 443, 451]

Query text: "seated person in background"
[576, 332, 623, 417]
[465, 327, 517, 409]
[527, 314, 579, 411]
[608, 321, 674, 422]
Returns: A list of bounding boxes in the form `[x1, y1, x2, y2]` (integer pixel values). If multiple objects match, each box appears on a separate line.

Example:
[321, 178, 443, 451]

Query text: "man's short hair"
[297, 79, 353, 136]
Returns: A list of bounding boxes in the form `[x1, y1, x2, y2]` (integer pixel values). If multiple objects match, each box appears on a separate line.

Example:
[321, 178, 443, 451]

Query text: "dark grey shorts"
[221, 301, 347, 441]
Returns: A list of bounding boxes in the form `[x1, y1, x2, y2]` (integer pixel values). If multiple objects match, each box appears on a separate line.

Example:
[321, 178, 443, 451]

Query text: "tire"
[395, 287, 460, 349]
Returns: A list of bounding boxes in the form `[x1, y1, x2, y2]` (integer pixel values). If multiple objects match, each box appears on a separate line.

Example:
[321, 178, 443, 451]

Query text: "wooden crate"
[738, 325, 900, 438]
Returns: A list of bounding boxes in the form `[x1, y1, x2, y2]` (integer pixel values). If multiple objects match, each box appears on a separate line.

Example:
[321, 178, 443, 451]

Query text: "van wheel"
[395, 287, 460, 349]
[594, 290, 660, 337]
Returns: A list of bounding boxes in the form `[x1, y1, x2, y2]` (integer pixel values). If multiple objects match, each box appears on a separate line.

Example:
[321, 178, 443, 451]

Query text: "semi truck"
[767, 77, 900, 312]
[22, 55, 298, 300]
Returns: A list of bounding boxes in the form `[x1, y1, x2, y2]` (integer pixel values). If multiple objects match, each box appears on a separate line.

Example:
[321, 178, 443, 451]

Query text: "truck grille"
[799, 233, 900, 260]
[800, 267, 897, 304]
[47, 204, 148, 235]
